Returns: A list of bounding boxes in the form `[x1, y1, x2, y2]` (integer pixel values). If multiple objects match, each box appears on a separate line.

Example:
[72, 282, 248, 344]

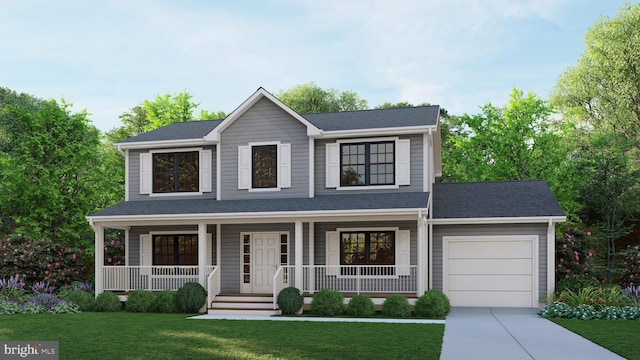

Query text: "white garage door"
[443, 235, 538, 307]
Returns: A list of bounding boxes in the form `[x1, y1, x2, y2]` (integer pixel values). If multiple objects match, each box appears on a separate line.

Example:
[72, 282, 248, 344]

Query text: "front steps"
[208, 294, 281, 316]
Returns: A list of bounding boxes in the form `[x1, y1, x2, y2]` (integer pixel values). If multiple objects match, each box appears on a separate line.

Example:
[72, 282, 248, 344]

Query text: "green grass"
[0, 313, 444, 359]
[551, 319, 640, 360]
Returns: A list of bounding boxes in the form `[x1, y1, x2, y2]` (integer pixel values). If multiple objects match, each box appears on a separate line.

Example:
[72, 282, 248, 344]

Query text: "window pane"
[153, 234, 198, 265]
[340, 231, 395, 266]
[153, 152, 198, 193]
[252, 145, 277, 188]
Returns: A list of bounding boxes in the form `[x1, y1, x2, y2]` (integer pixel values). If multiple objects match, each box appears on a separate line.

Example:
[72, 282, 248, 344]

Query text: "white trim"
[429, 216, 566, 225]
[319, 125, 436, 139]
[124, 227, 130, 266]
[336, 136, 399, 144]
[124, 149, 130, 201]
[295, 222, 303, 290]
[143, 147, 208, 196]
[216, 142, 222, 200]
[308, 222, 315, 293]
[309, 138, 315, 198]
[149, 230, 198, 235]
[337, 185, 399, 191]
[423, 133, 429, 193]
[547, 219, 556, 296]
[116, 138, 212, 150]
[442, 235, 539, 308]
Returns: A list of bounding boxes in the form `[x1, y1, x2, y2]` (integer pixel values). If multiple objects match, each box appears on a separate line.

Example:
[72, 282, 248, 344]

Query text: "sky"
[0, 0, 635, 132]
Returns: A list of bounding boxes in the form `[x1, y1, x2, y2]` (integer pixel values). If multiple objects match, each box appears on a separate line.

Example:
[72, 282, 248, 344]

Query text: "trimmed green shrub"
[65, 290, 95, 311]
[93, 291, 122, 312]
[347, 294, 375, 317]
[414, 289, 451, 318]
[150, 289, 180, 313]
[382, 294, 411, 318]
[176, 282, 207, 313]
[125, 289, 155, 312]
[277, 287, 304, 315]
[556, 275, 601, 294]
[311, 289, 344, 316]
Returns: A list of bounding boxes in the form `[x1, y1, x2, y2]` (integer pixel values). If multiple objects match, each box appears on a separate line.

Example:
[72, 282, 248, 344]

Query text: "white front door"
[252, 232, 279, 293]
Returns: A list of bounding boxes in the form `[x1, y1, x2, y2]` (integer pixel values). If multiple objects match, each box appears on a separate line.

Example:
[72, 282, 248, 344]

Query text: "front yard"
[0, 313, 444, 360]
[552, 319, 640, 360]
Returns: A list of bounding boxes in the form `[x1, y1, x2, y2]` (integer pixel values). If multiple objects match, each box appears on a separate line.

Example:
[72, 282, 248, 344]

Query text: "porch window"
[340, 231, 395, 276]
[153, 152, 199, 193]
[153, 234, 198, 265]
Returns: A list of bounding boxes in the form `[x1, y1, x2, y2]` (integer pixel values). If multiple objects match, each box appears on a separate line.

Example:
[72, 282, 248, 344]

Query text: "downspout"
[547, 218, 555, 295]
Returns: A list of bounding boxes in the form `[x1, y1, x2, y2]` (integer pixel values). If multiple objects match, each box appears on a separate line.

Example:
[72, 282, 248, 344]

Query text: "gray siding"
[432, 224, 548, 298]
[128, 146, 216, 201]
[128, 225, 217, 266]
[220, 98, 309, 200]
[314, 135, 424, 196]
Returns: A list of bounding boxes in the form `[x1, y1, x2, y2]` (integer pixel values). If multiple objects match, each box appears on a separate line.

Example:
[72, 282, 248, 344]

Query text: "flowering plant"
[555, 227, 596, 281]
[619, 245, 640, 288]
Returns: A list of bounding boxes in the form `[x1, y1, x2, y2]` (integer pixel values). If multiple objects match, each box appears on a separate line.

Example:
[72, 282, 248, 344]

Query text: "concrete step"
[211, 301, 274, 309]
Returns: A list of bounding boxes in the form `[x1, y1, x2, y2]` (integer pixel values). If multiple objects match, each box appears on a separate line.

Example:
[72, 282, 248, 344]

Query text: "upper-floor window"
[153, 152, 199, 193]
[341, 142, 394, 186]
[238, 142, 291, 191]
[252, 145, 277, 188]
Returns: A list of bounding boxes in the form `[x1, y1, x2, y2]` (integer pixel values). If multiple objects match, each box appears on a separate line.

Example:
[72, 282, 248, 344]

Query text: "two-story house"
[87, 88, 565, 314]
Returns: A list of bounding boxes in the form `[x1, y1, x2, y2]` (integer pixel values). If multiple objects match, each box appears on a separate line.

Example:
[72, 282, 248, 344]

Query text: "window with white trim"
[139, 148, 212, 195]
[326, 138, 410, 189]
[238, 142, 291, 190]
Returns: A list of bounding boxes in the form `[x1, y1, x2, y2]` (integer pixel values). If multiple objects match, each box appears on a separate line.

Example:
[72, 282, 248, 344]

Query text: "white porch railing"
[207, 266, 220, 306]
[273, 265, 418, 295]
[272, 265, 289, 309]
[103, 266, 214, 292]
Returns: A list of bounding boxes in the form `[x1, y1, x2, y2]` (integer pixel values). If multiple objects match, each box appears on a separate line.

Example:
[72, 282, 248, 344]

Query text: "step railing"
[207, 266, 220, 307]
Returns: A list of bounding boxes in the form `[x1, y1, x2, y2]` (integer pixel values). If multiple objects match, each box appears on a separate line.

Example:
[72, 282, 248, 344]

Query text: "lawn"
[0, 313, 444, 360]
[551, 319, 640, 360]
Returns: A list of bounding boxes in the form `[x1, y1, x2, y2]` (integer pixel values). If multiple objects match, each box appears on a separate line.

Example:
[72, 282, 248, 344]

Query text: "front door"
[251, 232, 279, 293]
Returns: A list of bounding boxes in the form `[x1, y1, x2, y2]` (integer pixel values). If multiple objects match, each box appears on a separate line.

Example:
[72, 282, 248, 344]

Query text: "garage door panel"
[448, 258, 533, 275]
[448, 275, 533, 291]
[448, 241, 532, 259]
[448, 291, 533, 307]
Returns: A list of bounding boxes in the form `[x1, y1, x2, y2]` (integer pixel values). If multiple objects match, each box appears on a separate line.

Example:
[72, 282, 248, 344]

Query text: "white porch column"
[295, 221, 303, 290]
[417, 214, 424, 295]
[216, 223, 222, 267]
[198, 223, 207, 286]
[124, 227, 130, 266]
[308, 222, 315, 294]
[547, 219, 556, 295]
[94, 225, 104, 296]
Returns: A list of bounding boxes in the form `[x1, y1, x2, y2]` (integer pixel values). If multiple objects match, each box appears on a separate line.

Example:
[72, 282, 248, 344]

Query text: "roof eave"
[318, 125, 437, 139]
[115, 138, 214, 150]
[429, 216, 566, 225]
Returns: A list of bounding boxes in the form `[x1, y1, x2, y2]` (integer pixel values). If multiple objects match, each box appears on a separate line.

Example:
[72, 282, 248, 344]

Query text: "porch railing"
[273, 265, 418, 295]
[207, 266, 220, 307]
[103, 266, 214, 292]
[272, 265, 288, 309]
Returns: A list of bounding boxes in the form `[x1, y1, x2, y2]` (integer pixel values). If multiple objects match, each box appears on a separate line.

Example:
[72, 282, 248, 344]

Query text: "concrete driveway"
[440, 307, 624, 360]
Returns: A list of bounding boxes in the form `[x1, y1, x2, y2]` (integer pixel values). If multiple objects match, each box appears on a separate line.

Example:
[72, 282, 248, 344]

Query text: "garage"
[443, 235, 538, 307]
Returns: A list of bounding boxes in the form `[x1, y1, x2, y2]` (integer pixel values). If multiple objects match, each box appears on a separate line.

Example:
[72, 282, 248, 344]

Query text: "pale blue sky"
[0, 0, 633, 131]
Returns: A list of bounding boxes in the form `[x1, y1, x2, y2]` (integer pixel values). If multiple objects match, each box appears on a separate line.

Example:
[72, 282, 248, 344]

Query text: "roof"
[432, 180, 565, 219]
[89, 192, 430, 218]
[303, 106, 440, 131]
[118, 120, 222, 143]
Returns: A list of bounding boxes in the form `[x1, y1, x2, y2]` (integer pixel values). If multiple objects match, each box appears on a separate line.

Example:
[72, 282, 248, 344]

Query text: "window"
[152, 152, 199, 193]
[341, 142, 394, 186]
[252, 145, 277, 188]
[153, 234, 198, 265]
[340, 231, 395, 265]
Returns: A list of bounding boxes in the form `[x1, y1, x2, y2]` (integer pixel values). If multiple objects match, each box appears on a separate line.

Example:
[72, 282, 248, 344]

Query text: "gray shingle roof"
[303, 106, 439, 131]
[118, 120, 223, 143]
[89, 192, 430, 217]
[432, 180, 565, 219]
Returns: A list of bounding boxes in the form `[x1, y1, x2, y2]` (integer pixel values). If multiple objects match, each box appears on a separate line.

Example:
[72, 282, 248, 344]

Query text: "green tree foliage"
[0, 89, 114, 245]
[197, 109, 226, 120]
[552, 3, 640, 143]
[144, 91, 200, 130]
[277, 82, 368, 114]
[442, 89, 578, 217]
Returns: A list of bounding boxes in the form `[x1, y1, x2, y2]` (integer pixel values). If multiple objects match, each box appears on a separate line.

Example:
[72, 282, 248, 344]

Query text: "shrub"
[150, 289, 180, 313]
[414, 290, 451, 318]
[555, 228, 596, 281]
[28, 293, 59, 312]
[555, 286, 630, 310]
[0, 234, 87, 286]
[104, 234, 125, 266]
[556, 275, 600, 294]
[125, 290, 155, 313]
[382, 294, 411, 318]
[0, 301, 42, 314]
[619, 245, 640, 288]
[538, 302, 573, 318]
[347, 294, 375, 317]
[93, 291, 122, 312]
[31, 281, 56, 294]
[65, 290, 95, 311]
[311, 289, 344, 316]
[176, 282, 207, 313]
[277, 287, 304, 315]
[0, 275, 29, 302]
[49, 300, 80, 314]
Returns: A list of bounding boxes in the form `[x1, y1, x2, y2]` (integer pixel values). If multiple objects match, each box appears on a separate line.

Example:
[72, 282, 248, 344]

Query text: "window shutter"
[139, 153, 152, 194]
[238, 145, 251, 190]
[396, 139, 411, 186]
[396, 230, 411, 276]
[278, 143, 291, 188]
[140, 234, 152, 275]
[325, 231, 340, 276]
[325, 143, 339, 188]
[200, 149, 212, 192]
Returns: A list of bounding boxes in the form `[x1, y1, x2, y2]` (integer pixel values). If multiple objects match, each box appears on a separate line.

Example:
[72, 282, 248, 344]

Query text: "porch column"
[94, 225, 104, 296]
[124, 227, 130, 266]
[295, 221, 303, 291]
[547, 218, 556, 295]
[308, 222, 315, 294]
[417, 215, 425, 295]
[198, 223, 207, 286]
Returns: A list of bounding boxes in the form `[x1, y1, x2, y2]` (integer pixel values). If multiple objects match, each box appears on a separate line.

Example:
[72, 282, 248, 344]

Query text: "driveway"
[440, 307, 624, 360]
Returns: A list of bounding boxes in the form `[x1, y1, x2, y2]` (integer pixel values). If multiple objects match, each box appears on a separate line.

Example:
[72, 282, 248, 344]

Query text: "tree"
[574, 131, 640, 282]
[0, 94, 115, 245]
[552, 3, 640, 144]
[277, 82, 367, 113]
[144, 91, 201, 129]
[197, 109, 226, 120]
[442, 89, 579, 217]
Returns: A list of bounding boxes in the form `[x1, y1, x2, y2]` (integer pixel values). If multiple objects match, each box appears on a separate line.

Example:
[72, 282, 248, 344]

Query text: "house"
[87, 87, 565, 313]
